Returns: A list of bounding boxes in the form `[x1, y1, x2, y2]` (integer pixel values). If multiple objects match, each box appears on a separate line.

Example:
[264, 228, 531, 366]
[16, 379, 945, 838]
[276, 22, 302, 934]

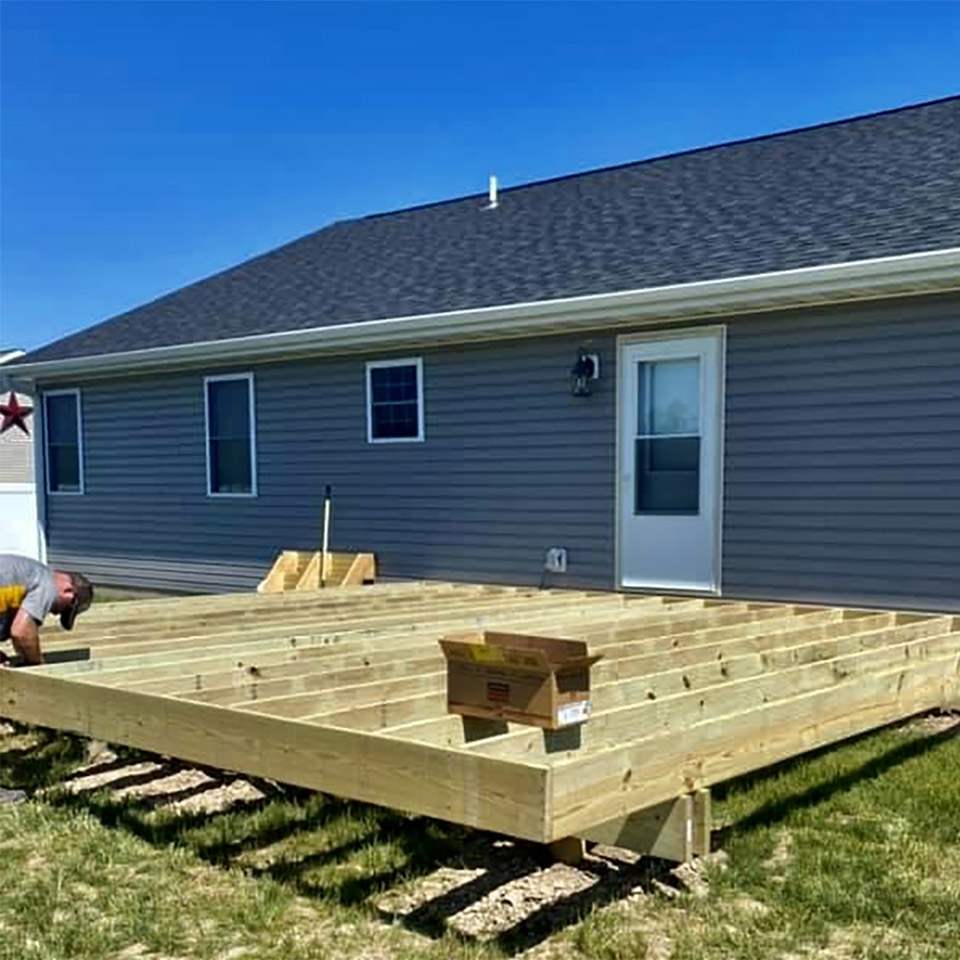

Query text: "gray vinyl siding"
[723, 294, 960, 611]
[40, 293, 960, 610]
[41, 332, 617, 593]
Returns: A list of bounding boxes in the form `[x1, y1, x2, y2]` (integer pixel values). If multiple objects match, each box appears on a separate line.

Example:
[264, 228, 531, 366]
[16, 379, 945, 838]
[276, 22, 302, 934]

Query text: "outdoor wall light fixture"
[570, 350, 600, 397]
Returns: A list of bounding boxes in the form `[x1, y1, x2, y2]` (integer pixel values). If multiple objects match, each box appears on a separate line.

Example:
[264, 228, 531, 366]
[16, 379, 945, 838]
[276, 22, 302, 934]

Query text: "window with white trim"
[44, 389, 84, 494]
[366, 358, 424, 443]
[205, 374, 257, 496]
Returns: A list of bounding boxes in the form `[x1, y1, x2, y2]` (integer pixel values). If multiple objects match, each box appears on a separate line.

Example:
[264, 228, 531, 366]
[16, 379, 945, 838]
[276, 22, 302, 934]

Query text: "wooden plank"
[301, 608, 844, 736]
[183, 655, 443, 707]
[548, 649, 959, 839]
[461, 615, 958, 759]
[258, 551, 305, 594]
[574, 618, 960, 752]
[55, 593, 673, 683]
[313, 692, 445, 730]
[343, 553, 376, 586]
[61, 605, 920, 748]
[0, 667, 550, 842]
[164, 599, 711, 705]
[693, 789, 712, 859]
[256, 552, 287, 594]
[52, 584, 536, 648]
[59, 579, 691, 639]
[317, 616, 830, 738]
[54, 586, 673, 650]
[591, 610, 890, 683]
[292, 551, 366, 590]
[375, 611, 898, 748]
[235, 672, 447, 719]
[300, 612, 837, 738]
[580, 795, 695, 863]
[52, 591, 695, 673]
[295, 552, 322, 591]
[124, 645, 443, 696]
[48, 581, 505, 644]
[44, 590, 631, 665]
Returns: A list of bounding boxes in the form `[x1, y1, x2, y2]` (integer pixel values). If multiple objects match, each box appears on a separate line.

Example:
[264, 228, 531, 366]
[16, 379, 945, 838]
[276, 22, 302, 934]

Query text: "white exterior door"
[617, 329, 724, 592]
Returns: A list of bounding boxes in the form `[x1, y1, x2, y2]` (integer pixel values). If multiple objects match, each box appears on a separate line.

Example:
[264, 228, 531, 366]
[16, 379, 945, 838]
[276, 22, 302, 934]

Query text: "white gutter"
[10, 247, 960, 381]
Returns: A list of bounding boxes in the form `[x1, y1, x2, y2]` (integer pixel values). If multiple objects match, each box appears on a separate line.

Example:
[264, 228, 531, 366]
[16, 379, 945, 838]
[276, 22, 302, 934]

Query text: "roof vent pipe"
[486, 175, 499, 209]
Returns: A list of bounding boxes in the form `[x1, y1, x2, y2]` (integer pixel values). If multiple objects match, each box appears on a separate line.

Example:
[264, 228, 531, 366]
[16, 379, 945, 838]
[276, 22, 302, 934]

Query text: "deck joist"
[2, 582, 958, 847]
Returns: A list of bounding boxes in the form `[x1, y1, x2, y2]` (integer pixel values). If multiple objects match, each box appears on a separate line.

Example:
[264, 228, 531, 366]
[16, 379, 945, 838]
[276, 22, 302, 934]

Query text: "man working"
[0, 553, 94, 667]
[0, 554, 94, 803]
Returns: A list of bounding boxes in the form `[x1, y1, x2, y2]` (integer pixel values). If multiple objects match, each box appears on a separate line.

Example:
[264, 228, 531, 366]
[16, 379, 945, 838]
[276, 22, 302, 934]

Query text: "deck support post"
[574, 789, 712, 863]
[548, 836, 587, 865]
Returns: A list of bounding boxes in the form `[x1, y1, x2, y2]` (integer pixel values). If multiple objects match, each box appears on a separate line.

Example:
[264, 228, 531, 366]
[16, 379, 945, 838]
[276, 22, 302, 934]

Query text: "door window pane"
[638, 359, 700, 435]
[635, 437, 700, 513]
[635, 358, 701, 515]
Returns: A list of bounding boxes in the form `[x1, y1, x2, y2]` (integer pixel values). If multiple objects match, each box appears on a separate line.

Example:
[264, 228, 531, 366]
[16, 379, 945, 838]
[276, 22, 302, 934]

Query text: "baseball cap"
[60, 572, 94, 631]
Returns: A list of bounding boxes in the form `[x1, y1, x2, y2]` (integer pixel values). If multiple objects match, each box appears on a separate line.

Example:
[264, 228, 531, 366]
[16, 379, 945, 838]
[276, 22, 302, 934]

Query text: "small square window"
[366, 359, 424, 443]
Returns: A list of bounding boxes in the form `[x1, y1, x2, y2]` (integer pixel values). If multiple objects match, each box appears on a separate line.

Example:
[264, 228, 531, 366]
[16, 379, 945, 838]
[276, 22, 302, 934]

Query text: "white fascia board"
[12, 246, 960, 382]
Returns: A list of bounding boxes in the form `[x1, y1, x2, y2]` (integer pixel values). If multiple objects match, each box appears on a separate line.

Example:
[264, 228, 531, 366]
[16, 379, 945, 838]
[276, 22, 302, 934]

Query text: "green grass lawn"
[1, 716, 958, 960]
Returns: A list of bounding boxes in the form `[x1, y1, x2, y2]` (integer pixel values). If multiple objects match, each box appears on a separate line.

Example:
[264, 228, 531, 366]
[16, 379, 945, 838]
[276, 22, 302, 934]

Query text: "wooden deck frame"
[2, 582, 958, 860]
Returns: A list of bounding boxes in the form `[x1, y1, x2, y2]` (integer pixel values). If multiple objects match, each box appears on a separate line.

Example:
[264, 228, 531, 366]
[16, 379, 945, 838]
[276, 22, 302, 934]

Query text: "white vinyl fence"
[0, 483, 45, 560]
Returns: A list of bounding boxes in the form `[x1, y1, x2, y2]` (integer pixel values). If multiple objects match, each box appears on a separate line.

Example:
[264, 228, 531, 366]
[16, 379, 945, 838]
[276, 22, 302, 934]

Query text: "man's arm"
[9, 608, 43, 665]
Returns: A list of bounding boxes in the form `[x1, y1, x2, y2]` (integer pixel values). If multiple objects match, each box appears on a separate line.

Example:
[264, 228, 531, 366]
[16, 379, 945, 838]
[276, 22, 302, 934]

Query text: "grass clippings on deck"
[0, 714, 958, 960]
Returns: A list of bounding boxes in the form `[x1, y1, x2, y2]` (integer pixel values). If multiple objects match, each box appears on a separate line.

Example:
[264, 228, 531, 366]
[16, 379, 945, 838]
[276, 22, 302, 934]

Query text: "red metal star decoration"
[0, 391, 33, 436]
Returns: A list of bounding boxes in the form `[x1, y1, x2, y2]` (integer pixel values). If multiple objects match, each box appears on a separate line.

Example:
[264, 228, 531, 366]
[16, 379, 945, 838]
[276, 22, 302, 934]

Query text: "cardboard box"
[438, 631, 603, 730]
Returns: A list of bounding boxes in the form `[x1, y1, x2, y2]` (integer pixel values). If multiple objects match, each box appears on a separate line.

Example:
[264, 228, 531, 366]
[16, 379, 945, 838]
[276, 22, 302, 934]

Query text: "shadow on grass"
[0, 725, 88, 792]
[1, 728, 680, 955]
[23, 721, 957, 955]
[713, 717, 960, 844]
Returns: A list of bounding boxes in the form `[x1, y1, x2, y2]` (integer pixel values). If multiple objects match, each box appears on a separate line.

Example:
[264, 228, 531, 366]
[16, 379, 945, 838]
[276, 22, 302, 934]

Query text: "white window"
[43, 389, 84, 495]
[204, 374, 257, 496]
[366, 358, 424, 443]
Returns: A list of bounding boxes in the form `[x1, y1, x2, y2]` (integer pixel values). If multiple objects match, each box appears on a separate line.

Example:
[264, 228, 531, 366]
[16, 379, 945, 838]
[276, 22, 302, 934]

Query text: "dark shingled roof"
[23, 96, 960, 363]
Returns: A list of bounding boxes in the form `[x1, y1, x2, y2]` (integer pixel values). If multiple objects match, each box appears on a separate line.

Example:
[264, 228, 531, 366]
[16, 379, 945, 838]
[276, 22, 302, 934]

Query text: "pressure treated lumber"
[295, 551, 376, 590]
[257, 550, 376, 593]
[4, 581, 957, 862]
[548, 653, 957, 838]
[579, 790, 711, 862]
[46, 589, 652, 664]
[0, 667, 549, 841]
[168, 602, 761, 707]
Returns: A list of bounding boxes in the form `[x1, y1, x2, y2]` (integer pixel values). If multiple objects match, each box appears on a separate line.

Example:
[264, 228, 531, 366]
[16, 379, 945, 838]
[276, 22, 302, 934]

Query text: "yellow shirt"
[0, 554, 57, 641]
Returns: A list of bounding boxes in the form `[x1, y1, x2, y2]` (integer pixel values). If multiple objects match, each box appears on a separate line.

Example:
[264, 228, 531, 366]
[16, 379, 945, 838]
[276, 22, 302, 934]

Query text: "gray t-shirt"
[0, 554, 57, 641]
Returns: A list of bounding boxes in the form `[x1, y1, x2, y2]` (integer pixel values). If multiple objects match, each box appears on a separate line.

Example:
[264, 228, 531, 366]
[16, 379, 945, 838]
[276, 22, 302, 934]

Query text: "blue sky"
[1, 2, 958, 352]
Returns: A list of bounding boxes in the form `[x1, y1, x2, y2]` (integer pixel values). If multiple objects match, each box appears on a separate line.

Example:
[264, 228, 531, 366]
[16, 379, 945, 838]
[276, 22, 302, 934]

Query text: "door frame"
[614, 324, 727, 594]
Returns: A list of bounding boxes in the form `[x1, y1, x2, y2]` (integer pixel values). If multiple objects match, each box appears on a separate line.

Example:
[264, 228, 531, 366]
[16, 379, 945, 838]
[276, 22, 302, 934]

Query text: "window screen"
[206, 377, 254, 494]
[635, 359, 701, 514]
[44, 392, 82, 493]
[367, 361, 423, 441]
